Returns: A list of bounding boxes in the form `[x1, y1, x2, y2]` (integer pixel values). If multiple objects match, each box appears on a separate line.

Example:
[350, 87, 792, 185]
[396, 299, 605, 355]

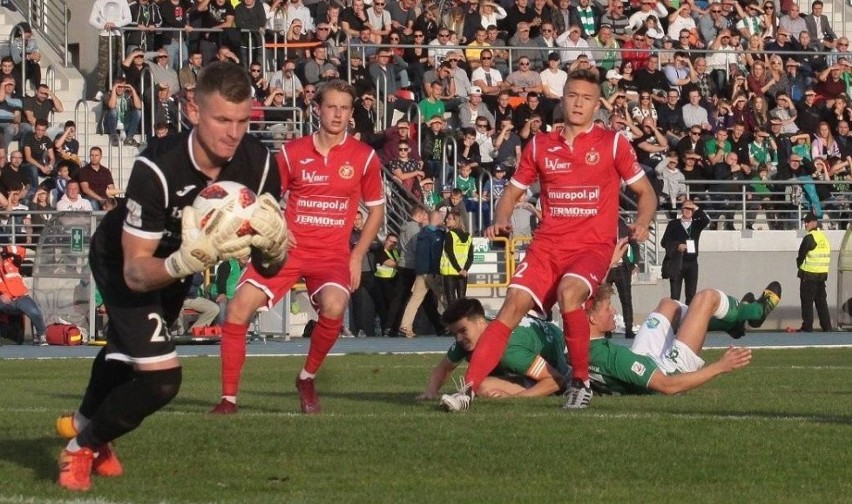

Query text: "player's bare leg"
[297, 286, 348, 414]
[214, 283, 269, 414]
[557, 275, 594, 409]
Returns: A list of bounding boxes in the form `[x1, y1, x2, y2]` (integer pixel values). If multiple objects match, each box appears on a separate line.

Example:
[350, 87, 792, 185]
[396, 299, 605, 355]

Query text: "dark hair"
[90, 146, 102, 155]
[195, 61, 253, 105]
[315, 79, 357, 106]
[441, 298, 486, 326]
[64, 120, 75, 128]
[35, 119, 48, 128]
[566, 68, 599, 89]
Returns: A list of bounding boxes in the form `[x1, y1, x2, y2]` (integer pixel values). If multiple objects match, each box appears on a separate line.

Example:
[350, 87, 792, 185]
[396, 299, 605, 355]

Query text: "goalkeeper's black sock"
[78, 347, 135, 420]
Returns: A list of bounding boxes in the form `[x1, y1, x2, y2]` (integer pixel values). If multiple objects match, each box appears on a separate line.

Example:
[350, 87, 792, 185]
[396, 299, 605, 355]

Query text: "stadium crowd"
[2, 0, 852, 343]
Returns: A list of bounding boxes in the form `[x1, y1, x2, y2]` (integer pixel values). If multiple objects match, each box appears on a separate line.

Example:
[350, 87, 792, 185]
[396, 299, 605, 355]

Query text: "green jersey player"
[419, 298, 569, 400]
[587, 280, 781, 396]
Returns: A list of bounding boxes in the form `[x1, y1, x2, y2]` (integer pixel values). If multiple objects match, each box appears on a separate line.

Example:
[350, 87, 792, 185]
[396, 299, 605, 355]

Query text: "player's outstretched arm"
[417, 357, 458, 400]
[647, 346, 752, 395]
[514, 362, 564, 398]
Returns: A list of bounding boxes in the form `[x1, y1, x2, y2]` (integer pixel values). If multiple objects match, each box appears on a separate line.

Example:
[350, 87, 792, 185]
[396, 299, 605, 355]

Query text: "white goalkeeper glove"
[250, 194, 288, 266]
[165, 206, 253, 279]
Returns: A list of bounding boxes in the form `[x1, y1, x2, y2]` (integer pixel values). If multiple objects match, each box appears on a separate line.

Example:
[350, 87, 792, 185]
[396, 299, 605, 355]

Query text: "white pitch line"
[0, 496, 132, 504]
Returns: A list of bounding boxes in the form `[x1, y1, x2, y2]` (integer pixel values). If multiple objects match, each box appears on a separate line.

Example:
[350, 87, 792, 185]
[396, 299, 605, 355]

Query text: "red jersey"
[277, 132, 385, 256]
[510, 126, 644, 249]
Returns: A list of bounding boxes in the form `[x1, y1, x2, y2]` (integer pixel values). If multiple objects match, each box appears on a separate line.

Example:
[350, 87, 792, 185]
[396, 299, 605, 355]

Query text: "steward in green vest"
[439, 210, 474, 306]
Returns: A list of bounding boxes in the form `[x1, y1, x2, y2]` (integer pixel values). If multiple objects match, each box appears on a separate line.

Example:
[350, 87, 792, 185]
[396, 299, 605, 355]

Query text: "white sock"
[222, 395, 237, 404]
[712, 290, 729, 319]
[66, 438, 82, 453]
[299, 369, 316, 380]
[73, 411, 90, 432]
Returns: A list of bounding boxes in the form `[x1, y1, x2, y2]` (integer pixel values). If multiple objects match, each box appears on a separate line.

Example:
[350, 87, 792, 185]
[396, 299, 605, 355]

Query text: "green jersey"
[447, 317, 568, 379]
[588, 339, 659, 395]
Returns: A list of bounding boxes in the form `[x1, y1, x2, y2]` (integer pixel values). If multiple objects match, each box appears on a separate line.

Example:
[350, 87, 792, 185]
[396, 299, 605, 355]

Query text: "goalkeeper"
[54, 61, 283, 492]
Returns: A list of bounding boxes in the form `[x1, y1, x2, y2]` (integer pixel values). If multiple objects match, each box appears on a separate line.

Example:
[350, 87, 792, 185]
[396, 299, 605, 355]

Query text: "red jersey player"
[441, 69, 657, 412]
[212, 80, 386, 415]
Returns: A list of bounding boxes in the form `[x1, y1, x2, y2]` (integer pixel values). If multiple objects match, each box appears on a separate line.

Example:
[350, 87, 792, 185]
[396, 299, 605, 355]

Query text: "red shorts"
[239, 249, 351, 309]
[509, 242, 612, 315]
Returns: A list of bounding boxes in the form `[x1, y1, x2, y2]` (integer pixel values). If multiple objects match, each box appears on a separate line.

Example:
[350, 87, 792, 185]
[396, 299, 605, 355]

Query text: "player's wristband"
[164, 251, 190, 279]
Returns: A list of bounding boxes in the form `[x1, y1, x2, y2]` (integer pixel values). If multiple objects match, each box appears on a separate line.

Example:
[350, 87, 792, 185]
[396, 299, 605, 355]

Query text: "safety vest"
[801, 229, 831, 274]
[0, 246, 28, 298]
[375, 248, 401, 278]
[439, 230, 472, 276]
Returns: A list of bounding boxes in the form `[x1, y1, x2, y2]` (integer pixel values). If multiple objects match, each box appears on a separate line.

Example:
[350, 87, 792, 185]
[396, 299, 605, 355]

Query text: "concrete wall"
[470, 229, 851, 331]
[66, 0, 101, 96]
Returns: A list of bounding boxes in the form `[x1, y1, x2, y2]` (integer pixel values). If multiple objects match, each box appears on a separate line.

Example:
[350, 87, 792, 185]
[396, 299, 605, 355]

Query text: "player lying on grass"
[586, 279, 781, 396]
[419, 298, 569, 400]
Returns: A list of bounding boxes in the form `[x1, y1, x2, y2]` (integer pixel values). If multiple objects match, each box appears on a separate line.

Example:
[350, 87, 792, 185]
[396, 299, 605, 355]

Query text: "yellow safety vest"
[801, 229, 831, 274]
[439, 230, 472, 276]
[375, 248, 401, 278]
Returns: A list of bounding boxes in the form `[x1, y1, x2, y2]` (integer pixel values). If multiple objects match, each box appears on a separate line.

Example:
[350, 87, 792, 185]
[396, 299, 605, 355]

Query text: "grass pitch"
[1, 348, 851, 504]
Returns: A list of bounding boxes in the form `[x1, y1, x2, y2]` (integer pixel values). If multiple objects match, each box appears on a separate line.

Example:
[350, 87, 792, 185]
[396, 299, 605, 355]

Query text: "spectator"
[304, 46, 340, 85]
[177, 273, 220, 335]
[804, 0, 835, 48]
[104, 78, 143, 148]
[126, 0, 162, 54]
[78, 147, 119, 210]
[793, 212, 832, 332]
[389, 139, 426, 196]
[555, 25, 593, 67]
[21, 119, 54, 199]
[197, 0, 236, 65]
[0, 76, 22, 162]
[52, 163, 72, 203]
[53, 123, 81, 181]
[492, 116, 522, 171]
[178, 51, 203, 91]
[159, 0, 193, 70]
[419, 178, 442, 210]
[27, 186, 53, 243]
[2, 23, 41, 97]
[349, 212, 385, 337]
[343, 53, 373, 98]
[152, 82, 180, 135]
[0, 245, 46, 345]
[146, 48, 180, 96]
[0, 151, 26, 200]
[55, 181, 94, 212]
[379, 118, 419, 165]
[374, 232, 401, 335]
[269, 59, 303, 100]
[509, 189, 540, 240]
[459, 86, 495, 130]
[421, 115, 448, 179]
[21, 85, 64, 140]
[0, 187, 30, 245]
[119, 49, 148, 96]
[399, 209, 446, 338]
[234, 0, 266, 66]
[342, 0, 370, 38]
[419, 81, 446, 125]
[352, 91, 378, 142]
[656, 150, 688, 212]
[502, 56, 543, 100]
[681, 88, 710, 131]
[89, 0, 133, 96]
[439, 209, 473, 306]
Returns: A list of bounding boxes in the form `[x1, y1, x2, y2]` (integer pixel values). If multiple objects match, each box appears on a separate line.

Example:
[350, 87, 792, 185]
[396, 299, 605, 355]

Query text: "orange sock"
[304, 315, 343, 374]
[221, 322, 249, 397]
[562, 309, 590, 383]
[464, 320, 512, 392]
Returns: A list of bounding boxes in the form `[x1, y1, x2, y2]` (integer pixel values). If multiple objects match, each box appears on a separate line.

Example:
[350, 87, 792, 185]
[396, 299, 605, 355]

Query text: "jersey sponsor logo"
[631, 361, 646, 376]
[544, 158, 572, 172]
[126, 198, 142, 228]
[546, 146, 563, 153]
[547, 186, 600, 204]
[299, 158, 316, 165]
[175, 184, 196, 197]
[550, 207, 599, 217]
[339, 162, 355, 180]
[585, 149, 600, 165]
[644, 317, 660, 329]
[589, 273, 599, 283]
[301, 169, 330, 184]
[294, 214, 346, 227]
[296, 196, 349, 214]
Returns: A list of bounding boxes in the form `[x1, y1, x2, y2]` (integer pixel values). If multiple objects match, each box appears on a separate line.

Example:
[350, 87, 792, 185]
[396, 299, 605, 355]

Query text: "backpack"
[45, 323, 83, 346]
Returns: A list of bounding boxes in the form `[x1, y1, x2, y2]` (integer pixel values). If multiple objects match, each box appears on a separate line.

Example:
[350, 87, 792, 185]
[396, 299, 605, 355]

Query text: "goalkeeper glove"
[250, 194, 288, 266]
[165, 206, 253, 279]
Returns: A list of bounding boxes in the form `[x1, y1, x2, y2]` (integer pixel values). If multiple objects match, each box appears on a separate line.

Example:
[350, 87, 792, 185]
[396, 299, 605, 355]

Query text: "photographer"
[103, 77, 143, 148]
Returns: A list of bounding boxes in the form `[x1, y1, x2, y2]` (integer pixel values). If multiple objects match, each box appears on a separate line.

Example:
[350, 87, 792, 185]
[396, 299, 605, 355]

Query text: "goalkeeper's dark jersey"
[93, 130, 281, 264]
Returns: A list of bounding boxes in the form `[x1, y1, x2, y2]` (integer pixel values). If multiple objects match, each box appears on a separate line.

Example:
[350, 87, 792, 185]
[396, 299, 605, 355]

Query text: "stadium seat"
[395, 89, 415, 101]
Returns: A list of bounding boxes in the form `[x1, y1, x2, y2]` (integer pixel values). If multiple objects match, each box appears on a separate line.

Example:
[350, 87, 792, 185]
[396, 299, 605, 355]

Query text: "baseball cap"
[803, 212, 819, 223]
[427, 115, 445, 126]
[494, 165, 506, 172]
[606, 69, 623, 80]
[469, 86, 482, 96]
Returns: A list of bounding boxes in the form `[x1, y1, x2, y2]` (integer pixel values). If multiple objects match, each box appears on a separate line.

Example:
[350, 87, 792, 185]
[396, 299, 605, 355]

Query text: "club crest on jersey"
[585, 149, 600, 165]
[339, 162, 355, 179]
[631, 361, 646, 376]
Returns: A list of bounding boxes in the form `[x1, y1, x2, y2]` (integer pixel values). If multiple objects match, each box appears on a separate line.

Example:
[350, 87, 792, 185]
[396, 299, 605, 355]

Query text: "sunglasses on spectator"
[840, 43, 849, 47]
[398, 147, 409, 151]
[690, 130, 701, 135]
[305, 89, 316, 94]
[374, 2, 385, 5]
[519, 61, 530, 65]
[317, 27, 330, 31]
[438, 32, 449, 37]
[250, 68, 262, 73]
[476, 123, 488, 127]
[481, 56, 492, 60]
[414, 33, 424, 37]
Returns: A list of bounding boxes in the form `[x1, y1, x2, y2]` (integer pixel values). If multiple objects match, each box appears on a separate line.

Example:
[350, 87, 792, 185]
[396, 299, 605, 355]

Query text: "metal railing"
[7, 0, 69, 66]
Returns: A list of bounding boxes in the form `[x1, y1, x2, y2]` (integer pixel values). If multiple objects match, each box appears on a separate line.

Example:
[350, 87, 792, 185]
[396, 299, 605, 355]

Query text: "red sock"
[464, 320, 512, 392]
[304, 315, 343, 374]
[221, 321, 249, 397]
[562, 309, 590, 382]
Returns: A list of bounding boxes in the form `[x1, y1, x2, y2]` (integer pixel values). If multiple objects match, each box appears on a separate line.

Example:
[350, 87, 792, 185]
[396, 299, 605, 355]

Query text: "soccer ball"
[192, 181, 259, 238]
